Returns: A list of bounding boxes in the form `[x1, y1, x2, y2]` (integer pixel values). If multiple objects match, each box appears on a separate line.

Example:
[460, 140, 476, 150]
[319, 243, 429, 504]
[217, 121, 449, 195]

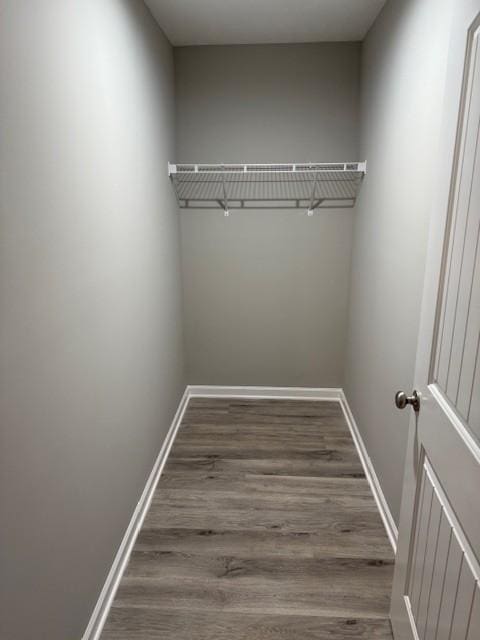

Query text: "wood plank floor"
[101, 398, 394, 639]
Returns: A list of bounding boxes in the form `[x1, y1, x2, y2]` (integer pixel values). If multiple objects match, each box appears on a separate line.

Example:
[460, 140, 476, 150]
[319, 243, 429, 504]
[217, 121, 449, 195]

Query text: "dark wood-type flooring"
[101, 398, 394, 639]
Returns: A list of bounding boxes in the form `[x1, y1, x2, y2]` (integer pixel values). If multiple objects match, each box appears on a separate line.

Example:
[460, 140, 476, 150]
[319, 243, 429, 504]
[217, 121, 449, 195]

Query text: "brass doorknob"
[395, 390, 420, 412]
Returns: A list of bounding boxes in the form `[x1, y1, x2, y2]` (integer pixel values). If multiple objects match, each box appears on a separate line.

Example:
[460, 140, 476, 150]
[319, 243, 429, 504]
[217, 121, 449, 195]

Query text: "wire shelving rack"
[168, 161, 367, 215]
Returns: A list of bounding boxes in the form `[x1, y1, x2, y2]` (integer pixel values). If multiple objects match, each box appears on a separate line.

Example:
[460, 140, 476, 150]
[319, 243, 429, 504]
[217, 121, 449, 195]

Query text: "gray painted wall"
[175, 43, 360, 386]
[0, 2, 185, 638]
[344, 0, 453, 524]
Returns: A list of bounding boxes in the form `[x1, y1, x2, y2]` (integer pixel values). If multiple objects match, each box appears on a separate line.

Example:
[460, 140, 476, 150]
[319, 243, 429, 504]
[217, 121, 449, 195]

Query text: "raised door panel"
[434, 21, 480, 442]
[404, 456, 479, 640]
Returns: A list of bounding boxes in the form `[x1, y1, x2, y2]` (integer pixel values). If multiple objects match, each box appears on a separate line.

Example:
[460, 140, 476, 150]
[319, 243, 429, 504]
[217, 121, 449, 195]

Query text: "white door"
[390, 2, 480, 639]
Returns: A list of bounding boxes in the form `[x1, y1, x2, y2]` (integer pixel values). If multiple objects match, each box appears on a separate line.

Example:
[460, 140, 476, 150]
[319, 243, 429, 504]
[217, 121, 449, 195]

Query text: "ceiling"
[144, 0, 387, 47]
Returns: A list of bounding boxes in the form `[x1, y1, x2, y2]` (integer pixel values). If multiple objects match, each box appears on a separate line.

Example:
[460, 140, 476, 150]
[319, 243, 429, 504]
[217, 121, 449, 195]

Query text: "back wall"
[175, 43, 360, 386]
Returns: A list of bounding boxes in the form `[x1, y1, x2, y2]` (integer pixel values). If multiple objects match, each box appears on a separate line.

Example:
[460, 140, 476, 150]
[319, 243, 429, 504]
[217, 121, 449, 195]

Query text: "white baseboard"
[84, 383, 397, 639]
[82, 387, 190, 640]
[338, 390, 398, 554]
[187, 385, 343, 401]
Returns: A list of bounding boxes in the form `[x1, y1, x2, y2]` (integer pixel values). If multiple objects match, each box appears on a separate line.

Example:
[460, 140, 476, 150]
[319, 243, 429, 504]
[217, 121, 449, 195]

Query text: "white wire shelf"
[168, 161, 367, 215]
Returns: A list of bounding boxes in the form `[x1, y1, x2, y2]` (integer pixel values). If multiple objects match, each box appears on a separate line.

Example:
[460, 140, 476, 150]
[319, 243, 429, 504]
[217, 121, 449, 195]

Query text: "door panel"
[391, 3, 480, 639]
[434, 18, 480, 441]
[404, 455, 479, 640]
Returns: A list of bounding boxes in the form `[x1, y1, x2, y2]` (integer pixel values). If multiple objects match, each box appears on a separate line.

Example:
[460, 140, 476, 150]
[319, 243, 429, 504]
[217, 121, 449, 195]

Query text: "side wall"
[344, 0, 453, 524]
[175, 43, 360, 387]
[0, 2, 185, 638]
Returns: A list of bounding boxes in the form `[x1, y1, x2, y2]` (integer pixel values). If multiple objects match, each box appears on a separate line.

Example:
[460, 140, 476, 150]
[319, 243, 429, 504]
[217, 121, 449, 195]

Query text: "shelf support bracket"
[311, 198, 325, 210]
[221, 168, 230, 216]
[307, 177, 319, 216]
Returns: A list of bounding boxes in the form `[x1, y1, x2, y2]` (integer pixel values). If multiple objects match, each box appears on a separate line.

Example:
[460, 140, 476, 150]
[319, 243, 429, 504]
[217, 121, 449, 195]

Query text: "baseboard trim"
[84, 383, 397, 638]
[338, 390, 398, 554]
[82, 386, 190, 640]
[187, 385, 343, 401]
